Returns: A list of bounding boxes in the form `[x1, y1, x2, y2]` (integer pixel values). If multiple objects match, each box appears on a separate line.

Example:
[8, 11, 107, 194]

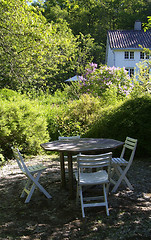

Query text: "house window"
[140, 52, 149, 59]
[130, 52, 134, 59]
[125, 68, 134, 77]
[146, 54, 149, 59]
[130, 68, 134, 77]
[140, 52, 144, 59]
[125, 51, 129, 59]
[124, 51, 134, 59]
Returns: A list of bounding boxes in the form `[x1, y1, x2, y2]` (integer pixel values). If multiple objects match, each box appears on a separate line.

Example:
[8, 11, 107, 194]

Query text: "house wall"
[107, 48, 146, 74]
[114, 50, 140, 73]
[106, 45, 115, 66]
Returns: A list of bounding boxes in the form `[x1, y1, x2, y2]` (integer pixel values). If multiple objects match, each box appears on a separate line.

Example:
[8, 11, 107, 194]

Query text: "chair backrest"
[77, 152, 112, 179]
[11, 147, 29, 174]
[120, 137, 137, 164]
[58, 136, 80, 140]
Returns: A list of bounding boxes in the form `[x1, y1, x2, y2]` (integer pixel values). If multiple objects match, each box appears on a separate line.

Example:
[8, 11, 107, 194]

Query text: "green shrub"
[0, 89, 49, 158]
[61, 81, 82, 100]
[1, 87, 150, 158]
[84, 95, 151, 157]
[0, 88, 19, 100]
[46, 103, 67, 140]
[46, 94, 102, 139]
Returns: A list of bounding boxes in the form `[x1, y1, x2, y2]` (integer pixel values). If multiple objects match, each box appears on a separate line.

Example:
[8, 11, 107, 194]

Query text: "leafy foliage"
[0, 85, 151, 159]
[0, 0, 78, 91]
[0, 89, 49, 157]
[135, 59, 151, 93]
[129, 47, 151, 97]
[46, 93, 101, 139]
[84, 95, 151, 157]
[143, 16, 151, 31]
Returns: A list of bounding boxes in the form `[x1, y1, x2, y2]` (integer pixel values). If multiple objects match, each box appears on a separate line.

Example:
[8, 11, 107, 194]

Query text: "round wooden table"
[41, 138, 124, 198]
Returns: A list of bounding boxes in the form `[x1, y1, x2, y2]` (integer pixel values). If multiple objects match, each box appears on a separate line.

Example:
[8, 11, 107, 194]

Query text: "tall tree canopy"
[43, 0, 151, 63]
[0, 0, 81, 91]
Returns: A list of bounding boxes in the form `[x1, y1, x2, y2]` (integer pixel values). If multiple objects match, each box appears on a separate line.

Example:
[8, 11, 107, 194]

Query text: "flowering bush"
[78, 63, 134, 100]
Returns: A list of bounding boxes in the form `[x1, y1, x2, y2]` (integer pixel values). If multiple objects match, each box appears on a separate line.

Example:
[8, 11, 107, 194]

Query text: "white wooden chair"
[11, 147, 52, 203]
[111, 137, 138, 193]
[58, 135, 80, 160]
[75, 152, 112, 218]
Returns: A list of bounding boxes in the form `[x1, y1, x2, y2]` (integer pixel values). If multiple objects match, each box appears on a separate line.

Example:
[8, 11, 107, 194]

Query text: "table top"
[41, 138, 124, 154]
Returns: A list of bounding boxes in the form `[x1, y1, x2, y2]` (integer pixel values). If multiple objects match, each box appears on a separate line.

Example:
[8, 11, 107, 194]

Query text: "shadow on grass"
[0, 156, 150, 240]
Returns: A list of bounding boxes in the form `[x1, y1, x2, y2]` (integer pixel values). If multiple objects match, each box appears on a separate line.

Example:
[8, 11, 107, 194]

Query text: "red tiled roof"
[108, 30, 151, 49]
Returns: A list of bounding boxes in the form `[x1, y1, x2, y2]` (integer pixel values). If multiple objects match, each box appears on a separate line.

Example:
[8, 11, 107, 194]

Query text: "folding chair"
[11, 147, 52, 203]
[75, 152, 112, 218]
[111, 137, 138, 193]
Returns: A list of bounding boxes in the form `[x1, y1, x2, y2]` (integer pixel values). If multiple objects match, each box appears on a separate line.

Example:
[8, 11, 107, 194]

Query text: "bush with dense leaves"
[1, 88, 151, 160]
[0, 89, 49, 158]
[84, 95, 151, 157]
[46, 93, 101, 139]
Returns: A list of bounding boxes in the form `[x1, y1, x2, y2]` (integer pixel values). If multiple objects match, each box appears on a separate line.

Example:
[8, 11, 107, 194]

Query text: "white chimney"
[134, 20, 141, 30]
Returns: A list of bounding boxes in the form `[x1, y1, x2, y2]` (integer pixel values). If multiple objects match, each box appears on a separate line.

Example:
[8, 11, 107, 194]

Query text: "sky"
[27, 0, 44, 5]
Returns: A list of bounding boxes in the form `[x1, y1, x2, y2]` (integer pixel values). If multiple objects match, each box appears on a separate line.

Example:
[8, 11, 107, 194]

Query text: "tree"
[143, 16, 151, 31]
[136, 15, 151, 94]
[43, 0, 151, 64]
[0, 0, 78, 91]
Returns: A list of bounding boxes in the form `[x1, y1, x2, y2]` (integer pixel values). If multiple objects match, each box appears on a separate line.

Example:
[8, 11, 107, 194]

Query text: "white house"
[105, 20, 151, 77]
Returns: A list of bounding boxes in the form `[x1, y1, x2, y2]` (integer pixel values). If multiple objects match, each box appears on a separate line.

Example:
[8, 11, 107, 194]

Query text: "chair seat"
[28, 164, 46, 173]
[75, 170, 108, 185]
[112, 157, 128, 165]
[21, 164, 46, 174]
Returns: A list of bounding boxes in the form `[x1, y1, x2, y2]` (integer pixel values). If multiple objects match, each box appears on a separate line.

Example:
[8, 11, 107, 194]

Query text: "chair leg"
[76, 184, 80, 205]
[106, 182, 110, 196]
[117, 165, 133, 189]
[24, 172, 41, 203]
[103, 184, 109, 216]
[23, 171, 51, 203]
[112, 165, 133, 192]
[29, 171, 52, 200]
[25, 182, 36, 203]
[21, 178, 32, 198]
[80, 186, 85, 218]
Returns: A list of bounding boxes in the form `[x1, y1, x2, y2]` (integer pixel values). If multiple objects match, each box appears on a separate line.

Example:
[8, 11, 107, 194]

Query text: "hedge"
[0, 89, 49, 158]
[84, 95, 151, 157]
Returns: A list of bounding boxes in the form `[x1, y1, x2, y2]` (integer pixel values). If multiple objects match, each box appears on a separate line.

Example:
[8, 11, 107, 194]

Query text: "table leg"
[60, 152, 66, 188]
[67, 152, 74, 199]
